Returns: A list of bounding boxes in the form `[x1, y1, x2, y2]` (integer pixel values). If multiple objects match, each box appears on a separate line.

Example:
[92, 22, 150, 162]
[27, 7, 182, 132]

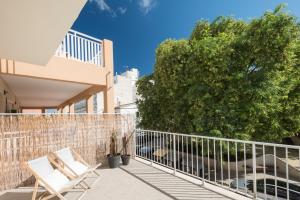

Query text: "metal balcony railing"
[134, 129, 300, 200]
[55, 30, 103, 67]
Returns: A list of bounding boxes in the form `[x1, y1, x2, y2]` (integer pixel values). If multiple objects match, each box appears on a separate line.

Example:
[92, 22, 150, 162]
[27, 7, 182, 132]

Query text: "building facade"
[93, 68, 139, 114]
[0, 1, 115, 114]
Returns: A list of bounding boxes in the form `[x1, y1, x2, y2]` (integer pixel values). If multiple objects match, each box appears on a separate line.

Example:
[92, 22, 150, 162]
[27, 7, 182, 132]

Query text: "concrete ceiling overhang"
[0, 74, 92, 108]
[0, 0, 87, 65]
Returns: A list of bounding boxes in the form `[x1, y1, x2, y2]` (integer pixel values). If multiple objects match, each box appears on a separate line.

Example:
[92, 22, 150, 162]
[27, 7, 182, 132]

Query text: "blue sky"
[72, 0, 300, 76]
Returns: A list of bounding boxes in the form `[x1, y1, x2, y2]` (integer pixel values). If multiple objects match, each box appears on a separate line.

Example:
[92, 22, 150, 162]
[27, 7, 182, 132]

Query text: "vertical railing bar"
[196, 138, 199, 177]
[155, 132, 157, 163]
[163, 133, 165, 166]
[137, 130, 139, 157]
[78, 37, 81, 60]
[69, 34, 72, 57]
[92, 42, 95, 64]
[286, 147, 289, 200]
[299, 149, 300, 175]
[96, 43, 100, 66]
[157, 132, 159, 163]
[135, 130, 140, 156]
[160, 132, 162, 165]
[244, 143, 248, 194]
[133, 130, 136, 158]
[274, 146, 277, 199]
[227, 141, 230, 187]
[68, 34, 72, 58]
[95, 43, 99, 66]
[220, 140, 223, 186]
[235, 142, 238, 191]
[208, 139, 210, 181]
[90, 42, 93, 63]
[146, 131, 148, 160]
[202, 138, 204, 185]
[252, 143, 257, 199]
[136, 130, 138, 157]
[84, 39, 88, 62]
[167, 134, 169, 167]
[182, 135, 184, 171]
[191, 137, 194, 176]
[80, 38, 84, 61]
[150, 131, 153, 165]
[100, 43, 103, 67]
[177, 135, 180, 172]
[88, 41, 91, 63]
[95, 42, 98, 65]
[95, 42, 97, 65]
[214, 139, 216, 183]
[173, 134, 176, 174]
[93, 42, 96, 64]
[263, 144, 266, 199]
[74, 35, 77, 59]
[186, 136, 188, 173]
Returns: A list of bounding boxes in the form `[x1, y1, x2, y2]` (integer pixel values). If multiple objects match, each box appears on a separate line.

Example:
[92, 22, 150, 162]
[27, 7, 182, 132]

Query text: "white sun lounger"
[51, 148, 102, 180]
[27, 156, 88, 200]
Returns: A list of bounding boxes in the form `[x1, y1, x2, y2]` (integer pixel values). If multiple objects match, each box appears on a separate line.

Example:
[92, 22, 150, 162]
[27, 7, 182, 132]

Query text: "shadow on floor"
[120, 160, 232, 200]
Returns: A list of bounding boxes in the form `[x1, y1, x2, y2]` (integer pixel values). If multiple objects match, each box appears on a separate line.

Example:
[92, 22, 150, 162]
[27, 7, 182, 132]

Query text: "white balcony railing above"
[55, 30, 103, 67]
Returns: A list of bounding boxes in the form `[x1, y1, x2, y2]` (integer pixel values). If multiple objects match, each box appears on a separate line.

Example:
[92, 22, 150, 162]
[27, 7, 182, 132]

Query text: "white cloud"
[89, 0, 111, 11]
[138, 0, 156, 14]
[118, 7, 127, 15]
[89, 0, 155, 16]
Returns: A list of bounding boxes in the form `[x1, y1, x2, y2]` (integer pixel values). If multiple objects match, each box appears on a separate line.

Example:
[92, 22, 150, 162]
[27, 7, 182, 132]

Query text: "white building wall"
[94, 68, 139, 114]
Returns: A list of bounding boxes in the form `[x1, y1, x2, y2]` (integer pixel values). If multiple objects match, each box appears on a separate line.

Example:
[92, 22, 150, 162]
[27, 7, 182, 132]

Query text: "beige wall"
[0, 56, 108, 86]
[0, 76, 20, 113]
[103, 40, 114, 113]
[22, 109, 42, 114]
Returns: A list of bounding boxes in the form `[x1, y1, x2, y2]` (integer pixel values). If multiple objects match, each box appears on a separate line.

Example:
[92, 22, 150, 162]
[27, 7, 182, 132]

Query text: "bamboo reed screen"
[0, 114, 136, 191]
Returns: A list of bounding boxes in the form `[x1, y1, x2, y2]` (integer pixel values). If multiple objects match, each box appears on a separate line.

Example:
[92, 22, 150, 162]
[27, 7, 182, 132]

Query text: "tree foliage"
[137, 5, 300, 142]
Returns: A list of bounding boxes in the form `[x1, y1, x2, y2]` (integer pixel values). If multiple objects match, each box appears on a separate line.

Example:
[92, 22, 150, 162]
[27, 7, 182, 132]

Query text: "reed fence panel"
[0, 114, 135, 191]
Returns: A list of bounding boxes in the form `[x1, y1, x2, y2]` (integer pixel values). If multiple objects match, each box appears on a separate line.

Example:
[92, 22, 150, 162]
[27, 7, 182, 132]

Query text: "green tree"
[137, 5, 300, 142]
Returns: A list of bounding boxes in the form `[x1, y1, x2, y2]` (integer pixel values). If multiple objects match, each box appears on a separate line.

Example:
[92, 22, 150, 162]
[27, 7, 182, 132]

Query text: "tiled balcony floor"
[0, 159, 234, 200]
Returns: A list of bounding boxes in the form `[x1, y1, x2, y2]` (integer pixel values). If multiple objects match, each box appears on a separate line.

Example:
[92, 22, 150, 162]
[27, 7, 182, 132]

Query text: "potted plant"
[107, 130, 121, 168]
[121, 135, 131, 165]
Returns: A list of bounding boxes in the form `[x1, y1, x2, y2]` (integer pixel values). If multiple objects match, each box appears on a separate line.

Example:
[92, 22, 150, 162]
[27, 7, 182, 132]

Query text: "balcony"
[0, 114, 299, 200]
[55, 30, 103, 67]
[0, 30, 114, 112]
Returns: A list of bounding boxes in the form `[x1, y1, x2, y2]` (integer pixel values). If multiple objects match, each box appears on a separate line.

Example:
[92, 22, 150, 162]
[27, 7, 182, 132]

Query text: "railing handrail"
[136, 129, 300, 150]
[68, 29, 102, 43]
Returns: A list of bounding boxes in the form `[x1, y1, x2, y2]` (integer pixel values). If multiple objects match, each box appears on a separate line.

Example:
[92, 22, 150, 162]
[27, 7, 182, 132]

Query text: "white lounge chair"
[51, 148, 101, 179]
[27, 156, 88, 200]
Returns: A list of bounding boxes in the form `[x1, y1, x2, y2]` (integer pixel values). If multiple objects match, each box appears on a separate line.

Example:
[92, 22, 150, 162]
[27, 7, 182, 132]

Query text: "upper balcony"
[0, 29, 112, 86]
[0, 30, 114, 110]
[55, 29, 104, 67]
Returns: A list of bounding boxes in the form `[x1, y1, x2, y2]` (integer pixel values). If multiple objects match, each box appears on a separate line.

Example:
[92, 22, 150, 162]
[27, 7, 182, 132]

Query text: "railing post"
[133, 129, 136, 158]
[252, 143, 257, 199]
[173, 134, 176, 175]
